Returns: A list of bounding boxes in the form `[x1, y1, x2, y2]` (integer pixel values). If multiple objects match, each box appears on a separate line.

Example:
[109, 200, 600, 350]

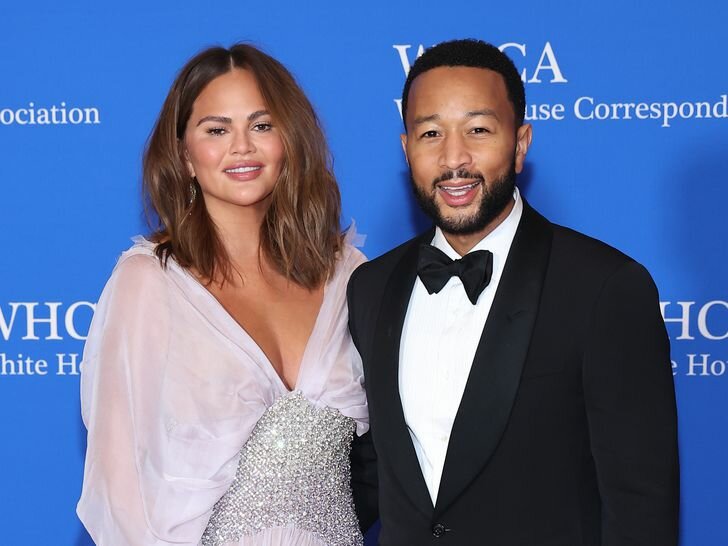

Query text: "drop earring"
[189, 178, 198, 205]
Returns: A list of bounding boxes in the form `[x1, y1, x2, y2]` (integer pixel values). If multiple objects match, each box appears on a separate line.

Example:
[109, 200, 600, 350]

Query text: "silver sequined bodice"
[201, 391, 363, 546]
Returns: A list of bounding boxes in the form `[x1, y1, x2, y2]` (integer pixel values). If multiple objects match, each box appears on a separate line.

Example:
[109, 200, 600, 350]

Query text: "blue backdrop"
[1, 1, 726, 544]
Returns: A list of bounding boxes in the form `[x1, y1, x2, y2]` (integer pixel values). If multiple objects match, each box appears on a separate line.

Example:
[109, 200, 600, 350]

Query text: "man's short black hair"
[401, 38, 526, 130]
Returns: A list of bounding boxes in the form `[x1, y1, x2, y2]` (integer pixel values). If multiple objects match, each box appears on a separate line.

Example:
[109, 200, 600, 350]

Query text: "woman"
[77, 44, 368, 546]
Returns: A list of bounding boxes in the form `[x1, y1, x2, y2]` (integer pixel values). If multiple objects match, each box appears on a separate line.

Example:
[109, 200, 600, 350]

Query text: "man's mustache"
[432, 169, 485, 186]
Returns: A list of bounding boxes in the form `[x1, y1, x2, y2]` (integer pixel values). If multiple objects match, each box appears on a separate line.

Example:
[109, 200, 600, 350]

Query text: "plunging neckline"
[182, 266, 331, 394]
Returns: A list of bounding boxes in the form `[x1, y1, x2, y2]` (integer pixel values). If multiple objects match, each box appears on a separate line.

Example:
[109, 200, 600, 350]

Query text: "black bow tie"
[417, 244, 494, 305]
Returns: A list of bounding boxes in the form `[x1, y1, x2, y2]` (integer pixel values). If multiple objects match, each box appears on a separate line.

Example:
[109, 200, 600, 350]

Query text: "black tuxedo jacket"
[348, 201, 679, 546]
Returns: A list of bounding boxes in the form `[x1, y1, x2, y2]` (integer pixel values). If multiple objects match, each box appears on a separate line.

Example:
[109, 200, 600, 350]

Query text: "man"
[348, 39, 679, 545]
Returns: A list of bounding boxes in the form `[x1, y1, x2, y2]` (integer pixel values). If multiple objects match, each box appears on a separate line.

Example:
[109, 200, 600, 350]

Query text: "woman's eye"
[252, 122, 273, 132]
[206, 127, 227, 136]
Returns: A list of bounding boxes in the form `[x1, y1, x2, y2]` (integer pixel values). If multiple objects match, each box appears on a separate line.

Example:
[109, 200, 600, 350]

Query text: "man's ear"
[400, 133, 409, 165]
[514, 123, 533, 174]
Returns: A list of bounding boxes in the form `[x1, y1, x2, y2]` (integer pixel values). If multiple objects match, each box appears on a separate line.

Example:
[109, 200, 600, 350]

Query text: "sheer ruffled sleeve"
[77, 250, 253, 545]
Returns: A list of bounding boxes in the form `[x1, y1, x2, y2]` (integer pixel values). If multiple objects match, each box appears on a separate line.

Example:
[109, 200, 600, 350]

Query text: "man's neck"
[442, 199, 516, 256]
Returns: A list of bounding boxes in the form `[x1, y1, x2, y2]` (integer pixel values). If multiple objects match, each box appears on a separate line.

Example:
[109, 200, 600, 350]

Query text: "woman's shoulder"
[107, 237, 173, 292]
[337, 226, 368, 274]
[85, 239, 177, 355]
[119, 235, 160, 262]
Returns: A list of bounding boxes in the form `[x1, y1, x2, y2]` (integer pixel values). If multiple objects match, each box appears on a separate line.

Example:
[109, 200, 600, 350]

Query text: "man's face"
[402, 66, 531, 236]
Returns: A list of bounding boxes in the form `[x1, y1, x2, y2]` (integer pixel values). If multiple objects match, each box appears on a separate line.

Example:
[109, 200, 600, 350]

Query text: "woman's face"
[183, 68, 285, 217]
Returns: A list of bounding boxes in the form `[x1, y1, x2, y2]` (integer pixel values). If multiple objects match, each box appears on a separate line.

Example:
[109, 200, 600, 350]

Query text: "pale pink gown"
[77, 237, 368, 546]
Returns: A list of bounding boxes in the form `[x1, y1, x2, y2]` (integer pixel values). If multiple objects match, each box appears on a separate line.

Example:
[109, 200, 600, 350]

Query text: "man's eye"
[420, 130, 439, 138]
[206, 127, 226, 136]
[471, 127, 491, 134]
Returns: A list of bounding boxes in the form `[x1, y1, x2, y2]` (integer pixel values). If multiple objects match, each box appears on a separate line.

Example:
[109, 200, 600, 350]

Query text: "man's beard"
[410, 162, 517, 235]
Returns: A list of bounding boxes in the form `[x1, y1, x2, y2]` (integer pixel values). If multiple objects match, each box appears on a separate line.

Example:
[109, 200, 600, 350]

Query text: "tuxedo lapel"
[434, 202, 553, 516]
[370, 230, 435, 518]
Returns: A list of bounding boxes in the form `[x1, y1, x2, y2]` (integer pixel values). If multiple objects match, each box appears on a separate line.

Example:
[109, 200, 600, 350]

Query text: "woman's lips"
[223, 164, 263, 181]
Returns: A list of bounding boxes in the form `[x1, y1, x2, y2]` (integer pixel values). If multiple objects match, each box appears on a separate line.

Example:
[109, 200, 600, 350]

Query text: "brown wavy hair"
[143, 43, 342, 289]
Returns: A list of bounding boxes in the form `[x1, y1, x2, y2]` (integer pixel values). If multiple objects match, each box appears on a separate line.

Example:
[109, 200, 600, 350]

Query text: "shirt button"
[432, 523, 447, 537]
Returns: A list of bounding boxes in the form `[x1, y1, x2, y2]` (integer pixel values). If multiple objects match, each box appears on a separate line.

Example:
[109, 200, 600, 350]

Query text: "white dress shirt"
[398, 188, 523, 504]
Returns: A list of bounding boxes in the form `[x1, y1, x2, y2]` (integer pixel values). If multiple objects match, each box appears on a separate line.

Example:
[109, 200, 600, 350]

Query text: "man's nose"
[440, 134, 472, 172]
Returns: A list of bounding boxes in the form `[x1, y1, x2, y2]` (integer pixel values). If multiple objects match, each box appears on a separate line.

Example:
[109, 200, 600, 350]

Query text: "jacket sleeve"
[582, 261, 679, 546]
